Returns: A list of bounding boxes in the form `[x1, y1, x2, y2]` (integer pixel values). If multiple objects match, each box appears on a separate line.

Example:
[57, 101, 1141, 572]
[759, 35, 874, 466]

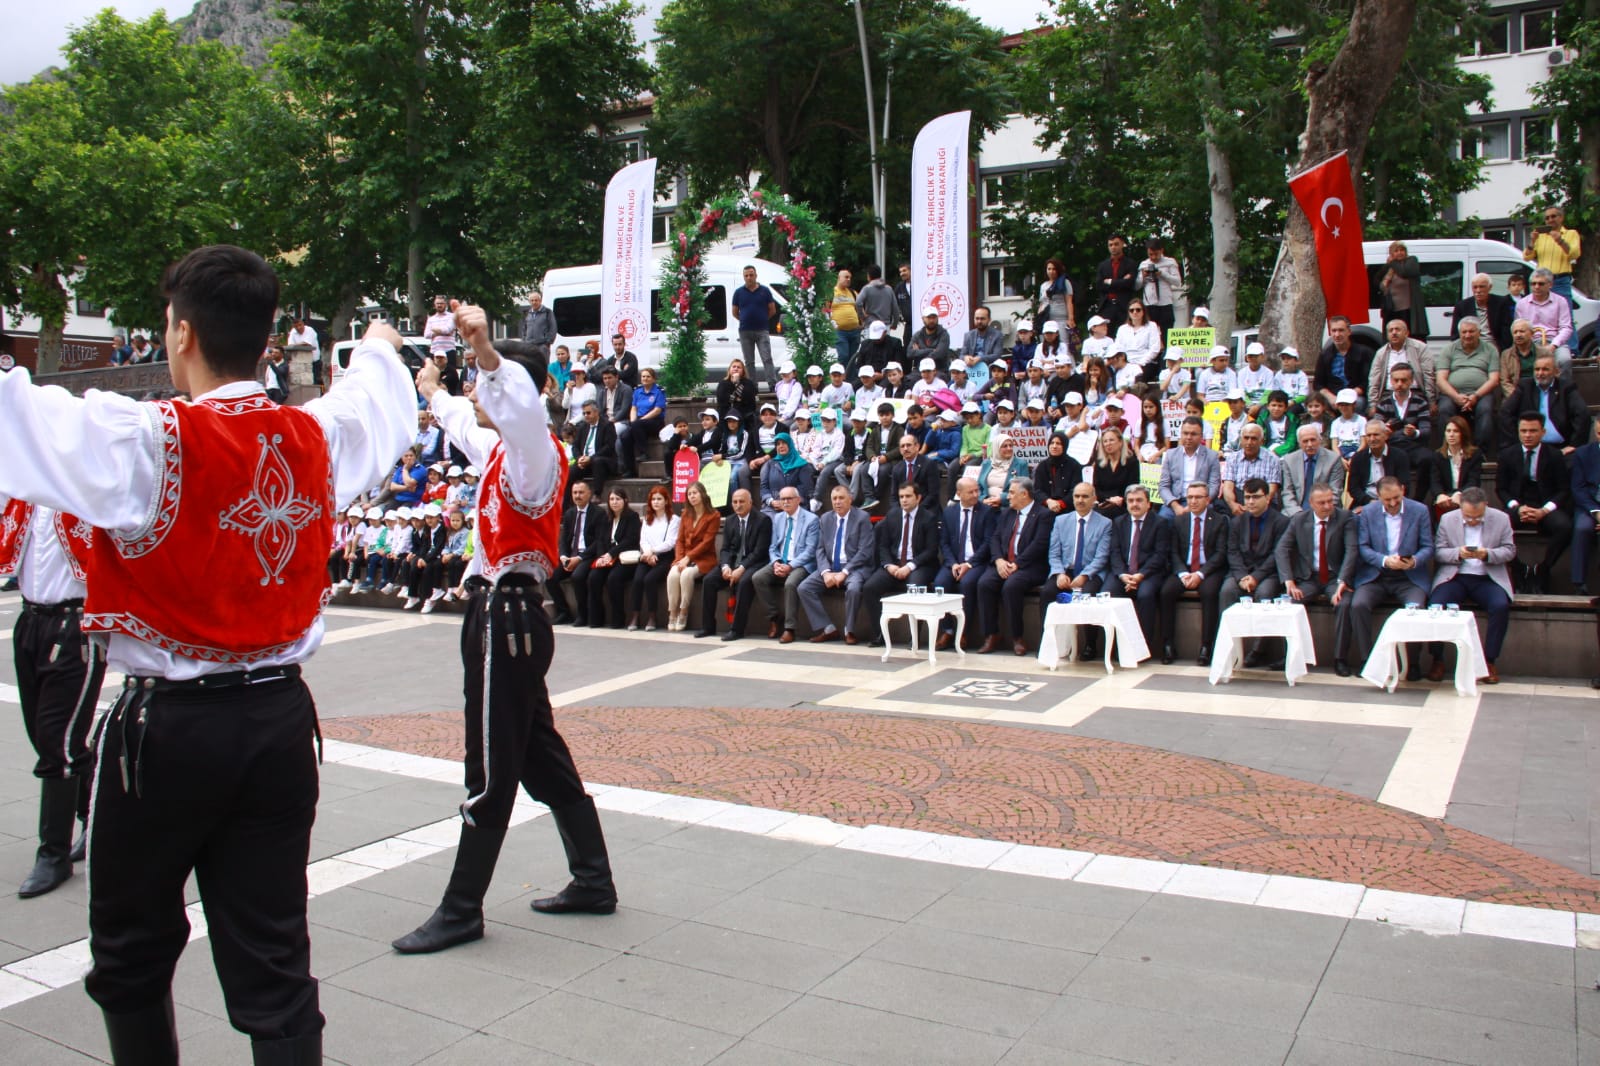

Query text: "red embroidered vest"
[83, 394, 336, 662]
[475, 435, 567, 582]
[0, 500, 93, 583]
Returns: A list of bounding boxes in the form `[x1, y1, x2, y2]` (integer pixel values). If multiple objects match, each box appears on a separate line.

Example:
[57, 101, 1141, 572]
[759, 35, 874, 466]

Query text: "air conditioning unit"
[1547, 49, 1567, 67]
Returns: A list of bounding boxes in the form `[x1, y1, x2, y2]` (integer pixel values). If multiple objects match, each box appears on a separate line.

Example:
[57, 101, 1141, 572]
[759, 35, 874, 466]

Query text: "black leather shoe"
[868, 637, 886, 648]
[1334, 659, 1351, 677]
[19, 778, 76, 899]
[251, 1030, 323, 1065]
[530, 797, 617, 915]
[720, 631, 741, 642]
[1160, 642, 1175, 665]
[393, 824, 506, 954]
[1572, 582, 1588, 597]
[693, 629, 717, 639]
[1242, 648, 1266, 669]
[1196, 645, 1212, 666]
[552, 611, 575, 625]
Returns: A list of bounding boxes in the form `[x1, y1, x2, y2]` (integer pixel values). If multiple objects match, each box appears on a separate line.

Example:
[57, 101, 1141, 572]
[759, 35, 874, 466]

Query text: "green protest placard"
[1167, 328, 1216, 370]
[1140, 464, 1164, 505]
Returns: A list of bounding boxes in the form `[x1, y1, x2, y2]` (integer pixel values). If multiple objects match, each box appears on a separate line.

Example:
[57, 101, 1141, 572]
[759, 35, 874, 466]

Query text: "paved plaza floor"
[1, 592, 1598, 1064]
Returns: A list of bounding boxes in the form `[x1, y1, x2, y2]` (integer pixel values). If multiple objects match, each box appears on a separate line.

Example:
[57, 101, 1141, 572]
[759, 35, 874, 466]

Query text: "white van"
[539, 254, 793, 379]
[329, 336, 431, 387]
[1356, 238, 1596, 357]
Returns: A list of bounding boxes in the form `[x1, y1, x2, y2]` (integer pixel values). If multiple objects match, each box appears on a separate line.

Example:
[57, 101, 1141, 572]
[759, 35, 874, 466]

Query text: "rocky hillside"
[175, 0, 292, 68]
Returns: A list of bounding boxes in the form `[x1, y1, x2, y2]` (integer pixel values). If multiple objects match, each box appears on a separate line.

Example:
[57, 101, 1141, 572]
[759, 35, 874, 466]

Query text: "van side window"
[1417, 262, 1464, 309]
[648, 286, 729, 332]
[1476, 259, 1528, 297]
[552, 295, 601, 338]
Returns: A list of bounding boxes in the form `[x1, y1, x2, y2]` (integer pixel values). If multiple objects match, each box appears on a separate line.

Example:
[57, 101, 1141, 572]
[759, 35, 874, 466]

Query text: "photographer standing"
[1524, 207, 1582, 303]
[1137, 237, 1182, 349]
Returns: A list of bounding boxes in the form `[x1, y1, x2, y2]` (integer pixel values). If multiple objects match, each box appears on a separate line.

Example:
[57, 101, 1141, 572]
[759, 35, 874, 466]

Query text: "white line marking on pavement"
[0, 682, 16, 705]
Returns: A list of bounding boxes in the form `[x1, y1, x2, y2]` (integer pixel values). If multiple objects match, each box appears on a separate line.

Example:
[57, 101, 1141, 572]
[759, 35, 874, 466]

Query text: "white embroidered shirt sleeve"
[475, 360, 558, 507]
[305, 338, 418, 507]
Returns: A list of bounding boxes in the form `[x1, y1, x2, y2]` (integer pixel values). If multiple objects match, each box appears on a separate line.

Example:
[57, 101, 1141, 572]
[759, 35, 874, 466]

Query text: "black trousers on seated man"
[977, 561, 1050, 644]
[1157, 572, 1226, 660]
[1509, 509, 1573, 577]
[1287, 580, 1353, 662]
[861, 564, 939, 638]
[1036, 574, 1106, 655]
[86, 670, 324, 1049]
[545, 560, 594, 624]
[1110, 578, 1162, 648]
[700, 566, 759, 637]
[934, 564, 985, 637]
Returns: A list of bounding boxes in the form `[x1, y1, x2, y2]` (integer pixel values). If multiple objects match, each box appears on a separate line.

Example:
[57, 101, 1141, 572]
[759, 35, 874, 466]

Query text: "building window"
[1482, 226, 1513, 246]
[651, 213, 670, 245]
[1522, 10, 1562, 50]
[612, 137, 644, 163]
[981, 174, 1009, 209]
[1461, 121, 1509, 161]
[1523, 116, 1556, 158]
[74, 297, 107, 318]
[1474, 17, 1509, 56]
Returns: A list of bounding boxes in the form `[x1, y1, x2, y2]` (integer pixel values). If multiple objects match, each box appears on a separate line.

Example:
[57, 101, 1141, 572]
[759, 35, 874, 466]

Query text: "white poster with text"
[602, 157, 657, 365]
[911, 111, 971, 350]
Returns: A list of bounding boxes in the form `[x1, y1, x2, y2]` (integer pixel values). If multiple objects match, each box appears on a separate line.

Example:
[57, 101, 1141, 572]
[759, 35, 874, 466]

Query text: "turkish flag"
[1289, 151, 1367, 324]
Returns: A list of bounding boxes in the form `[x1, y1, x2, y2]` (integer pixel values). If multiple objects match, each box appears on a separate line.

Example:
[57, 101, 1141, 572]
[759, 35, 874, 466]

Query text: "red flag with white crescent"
[1288, 151, 1367, 324]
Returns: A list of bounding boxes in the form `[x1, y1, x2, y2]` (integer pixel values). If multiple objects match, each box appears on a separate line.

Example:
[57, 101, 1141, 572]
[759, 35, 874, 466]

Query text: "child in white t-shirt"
[1158, 350, 1192, 401]
[1275, 348, 1310, 405]
[1194, 349, 1238, 403]
[1329, 390, 1365, 460]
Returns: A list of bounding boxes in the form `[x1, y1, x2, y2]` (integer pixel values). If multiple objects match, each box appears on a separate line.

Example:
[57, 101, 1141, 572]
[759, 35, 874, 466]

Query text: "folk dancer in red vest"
[0, 246, 414, 1064]
[0, 500, 103, 898]
[393, 303, 617, 956]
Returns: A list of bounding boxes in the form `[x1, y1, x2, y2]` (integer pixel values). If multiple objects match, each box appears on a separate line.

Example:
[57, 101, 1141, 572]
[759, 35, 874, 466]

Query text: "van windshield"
[648, 286, 728, 332]
[1364, 261, 1464, 311]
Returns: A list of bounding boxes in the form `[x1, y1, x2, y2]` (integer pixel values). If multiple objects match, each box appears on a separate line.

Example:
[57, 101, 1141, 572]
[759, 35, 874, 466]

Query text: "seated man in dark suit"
[861, 481, 941, 646]
[1276, 484, 1358, 670]
[1220, 477, 1292, 668]
[885, 432, 943, 507]
[1346, 420, 1412, 512]
[1499, 352, 1589, 455]
[934, 476, 996, 650]
[976, 477, 1052, 655]
[1497, 411, 1573, 593]
[1347, 476, 1433, 678]
[547, 480, 606, 625]
[1108, 484, 1172, 650]
[696, 488, 772, 639]
[1039, 481, 1114, 658]
[569, 399, 618, 499]
[1157, 481, 1230, 665]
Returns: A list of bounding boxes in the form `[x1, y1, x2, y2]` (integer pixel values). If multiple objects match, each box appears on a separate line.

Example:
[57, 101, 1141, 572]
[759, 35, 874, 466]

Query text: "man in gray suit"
[1427, 487, 1515, 684]
[1039, 482, 1114, 659]
[1158, 417, 1222, 521]
[1348, 476, 1433, 678]
[1276, 484, 1358, 670]
[797, 485, 875, 642]
[1279, 424, 1347, 518]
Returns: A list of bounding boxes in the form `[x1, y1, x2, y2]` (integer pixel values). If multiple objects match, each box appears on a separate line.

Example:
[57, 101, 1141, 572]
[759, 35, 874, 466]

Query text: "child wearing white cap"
[1330, 389, 1365, 459]
[1159, 349, 1192, 401]
[1238, 341, 1278, 417]
[801, 365, 827, 412]
[1195, 346, 1238, 403]
[1037, 320, 1071, 370]
[775, 361, 803, 422]
[1276, 348, 1310, 406]
[910, 357, 946, 399]
[1079, 315, 1113, 361]
[331, 506, 363, 589]
[821, 363, 854, 411]
[853, 366, 886, 411]
[959, 402, 991, 465]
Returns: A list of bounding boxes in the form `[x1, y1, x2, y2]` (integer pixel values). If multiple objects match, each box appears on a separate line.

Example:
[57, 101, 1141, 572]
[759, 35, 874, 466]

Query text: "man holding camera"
[1524, 206, 1581, 303]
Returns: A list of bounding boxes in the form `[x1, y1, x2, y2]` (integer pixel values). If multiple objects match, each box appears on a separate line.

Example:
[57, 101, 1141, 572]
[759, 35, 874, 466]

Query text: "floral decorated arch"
[657, 188, 836, 396]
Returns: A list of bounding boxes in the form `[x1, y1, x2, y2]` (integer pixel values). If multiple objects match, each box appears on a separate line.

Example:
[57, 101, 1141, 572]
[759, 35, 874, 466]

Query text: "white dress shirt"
[2, 502, 86, 605]
[0, 339, 415, 679]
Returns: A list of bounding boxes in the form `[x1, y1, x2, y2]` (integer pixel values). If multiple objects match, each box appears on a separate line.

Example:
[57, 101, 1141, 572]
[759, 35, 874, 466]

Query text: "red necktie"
[1317, 520, 1330, 584]
[899, 513, 912, 564]
[1188, 516, 1202, 572]
[1128, 519, 1141, 571]
[1008, 516, 1020, 562]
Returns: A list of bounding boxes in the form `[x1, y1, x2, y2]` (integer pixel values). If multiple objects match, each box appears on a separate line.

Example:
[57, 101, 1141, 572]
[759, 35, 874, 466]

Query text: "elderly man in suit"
[1276, 484, 1359, 672]
[1039, 481, 1114, 658]
[570, 400, 618, 498]
[750, 486, 820, 643]
[1348, 476, 1433, 678]
[1157, 417, 1223, 522]
[548, 480, 607, 626]
[798, 485, 876, 643]
[1426, 487, 1515, 684]
[1498, 410, 1573, 593]
[1499, 351, 1590, 456]
[976, 478, 1052, 655]
[1280, 423, 1347, 518]
[934, 476, 997, 651]
[1451, 272, 1515, 352]
[1347, 421, 1412, 512]
[1108, 484, 1172, 649]
[1156, 481, 1231, 665]
[1219, 477, 1292, 668]
[862, 481, 942, 646]
[696, 489, 772, 640]
[1570, 411, 1600, 596]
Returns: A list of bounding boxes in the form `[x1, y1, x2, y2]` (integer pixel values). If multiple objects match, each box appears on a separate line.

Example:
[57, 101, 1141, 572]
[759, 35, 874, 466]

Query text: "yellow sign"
[1203, 400, 1231, 450]
[1167, 327, 1216, 370]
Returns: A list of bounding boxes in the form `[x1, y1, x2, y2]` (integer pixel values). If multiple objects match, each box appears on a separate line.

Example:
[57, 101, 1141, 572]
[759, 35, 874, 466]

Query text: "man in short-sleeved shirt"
[732, 265, 779, 390]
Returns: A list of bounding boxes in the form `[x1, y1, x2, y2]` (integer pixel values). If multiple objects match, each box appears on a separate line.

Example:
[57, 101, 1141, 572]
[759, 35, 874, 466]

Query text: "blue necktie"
[780, 516, 793, 563]
[833, 516, 845, 569]
[1304, 455, 1316, 508]
[1072, 517, 1086, 573]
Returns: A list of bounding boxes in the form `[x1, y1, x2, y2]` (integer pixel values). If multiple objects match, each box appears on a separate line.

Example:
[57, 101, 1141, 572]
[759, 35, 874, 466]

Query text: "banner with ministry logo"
[911, 110, 971, 350]
[602, 157, 657, 364]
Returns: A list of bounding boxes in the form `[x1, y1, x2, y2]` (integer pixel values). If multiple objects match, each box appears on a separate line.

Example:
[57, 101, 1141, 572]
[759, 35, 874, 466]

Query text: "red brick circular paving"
[323, 705, 1600, 913]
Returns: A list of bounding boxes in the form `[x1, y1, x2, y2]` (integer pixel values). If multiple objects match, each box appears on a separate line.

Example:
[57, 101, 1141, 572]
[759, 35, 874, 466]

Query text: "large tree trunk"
[328, 282, 363, 352]
[1258, 0, 1419, 365]
[1202, 112, 1239, 341]
[30, 265, 65, 375]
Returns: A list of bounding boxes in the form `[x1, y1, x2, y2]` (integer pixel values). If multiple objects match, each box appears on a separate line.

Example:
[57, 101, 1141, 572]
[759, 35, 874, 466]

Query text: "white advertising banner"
[911, 110, 972, 350]
[601, 157, 657, 364]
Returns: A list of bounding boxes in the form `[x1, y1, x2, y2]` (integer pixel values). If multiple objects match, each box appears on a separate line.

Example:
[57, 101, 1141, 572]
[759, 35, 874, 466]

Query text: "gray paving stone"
[1283, 1036, 1476, 1065]
[864, 921, 1092, 994]
[652, 823, 824, 867]
[792, 846, 980, 894]
[447, 920, 618, 986]
[307, 923, 396, 978]
[564, 953, 799, 1036]
[633, 920, 853, 994]
[750, 996, 1014, 1066]
[596, 676, 839, 709]
[1023, 995, 1296, 1066]
[709, 1042, 855, 1066]
[484, 894, 681, 952]
[693, 889, 900, 955]
[755, 863, 947, 922]
[310, 886, 436, 944]
[602, 869, 735, 920]
[912, 893, 1128, 955]
[951, 868, 1152, 921]
[1064, 954, 1316, 1033]
[350, 855, 534, 911]
[0, 881, 87, 952]
[327, 951, 551, 1029]
[1097, 893, 1344, 986]
[486, 989, 738, 1066]
[0, 1020, 101, 1063]
[614, 839, 804, 894]
[1335, 918, 1576, 987]
[317, 984, 473, 1066]
[0, 983, 225, 1064]
[1297, 990, 1576, 1066]
[998, 1045, 1143, 1066]
[415, 1032, 587, 1065]
[812, 956, 1056, 1039]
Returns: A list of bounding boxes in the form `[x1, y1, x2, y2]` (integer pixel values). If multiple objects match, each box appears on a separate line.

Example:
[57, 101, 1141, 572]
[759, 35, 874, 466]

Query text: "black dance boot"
[530, 796, 617, 915]
[251, 1030, 323, 1065]
[102, 993, 179, 1066]
[69, 774, 90, 864]
[392, 822, 507, 954]
[19, 777, 77, 898]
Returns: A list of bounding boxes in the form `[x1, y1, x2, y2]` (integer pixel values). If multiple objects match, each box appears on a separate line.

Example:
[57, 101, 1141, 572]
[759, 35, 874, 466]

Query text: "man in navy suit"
[1220, 477, 1292, 668]
[934, 476, 996, 650]
[1157, 481, 1230, 665]
[1498, 411, 1573, 593]
[976, 478, 1052, 654]
[862, 481, 942, 646]
[1569, 411, 1600, 595]
[1347, 476, 1433, 677]
[548, 480, 607, 625]
[1039, 482, 1113, 657]
[1109, 484, 1172, 649]
[797, 485, 877, 643]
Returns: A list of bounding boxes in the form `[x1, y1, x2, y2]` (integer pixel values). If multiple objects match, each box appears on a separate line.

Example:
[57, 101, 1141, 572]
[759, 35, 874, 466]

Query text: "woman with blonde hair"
[666, 481, 721, 630]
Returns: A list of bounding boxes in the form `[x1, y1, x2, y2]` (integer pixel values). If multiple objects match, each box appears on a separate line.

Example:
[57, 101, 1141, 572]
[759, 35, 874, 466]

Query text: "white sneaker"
[444, 589, 458, 602]
[394, 587, 408, 598]
[420, 599, 436, 614]
[403, 597, 421, 609]
[428, 588, 446, 602]
[334, 580, 351, 592]
[379, 583, 397, 595]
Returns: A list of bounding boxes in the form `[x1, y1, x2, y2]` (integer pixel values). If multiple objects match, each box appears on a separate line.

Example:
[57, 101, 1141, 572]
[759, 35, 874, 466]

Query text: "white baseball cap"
[1335, 388, 1358, 405]
[759, 402, 777, 414]
[938, 409, 960, 423]
[463, 465, 479, 477]
[346, 506, 363, 518]
[1042, 320, 1061, 334]
[858, 365, 876, 377]
[805, 364, 824, 376]
[921, 305, 939, 317]
[885, 361, 903, 373]
[1064, 391, 1084, 405]
[996, 399, 1016, 411]
[1024, 397, 1045, 410]
[1192, 306, 1211, 320]
[1016, 323, 1034, 333]
[779, 361, 797, 375]
[791, 409, 811, 422]
[1210, 346, 1231, 360]
[1280, 346, 1301, 360]
[1246, 341, 1265, 356]
[829, 362, 846, 376]
[918, 358, 937, 372]
[383, 509, 399, 520]
[950, 364, 967, 375]
[1087, 315, 1107, 329]
[991, 358, 1009, 369]
[701, 407, 720, 419]
[851, 409, 869, 421]
[446, 465, 462, 477]
[1164, 348, 1184, 361]
[961, 401, 980, 414]
[398, 507, 414, 520]
[819, 408, 837, 422]
[425, 503, 444, 517]
[570, 362, 588, 374]
[1225, 388, 1246, 401]
[867, 321, 887, 339]
[1105, 395, 1127, 408]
